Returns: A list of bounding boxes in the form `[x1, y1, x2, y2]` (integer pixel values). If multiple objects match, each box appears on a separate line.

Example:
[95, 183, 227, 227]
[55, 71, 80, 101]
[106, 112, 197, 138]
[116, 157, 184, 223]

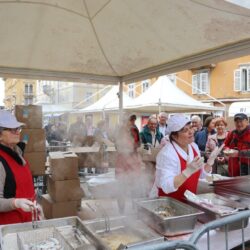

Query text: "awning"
[0, 1, 250, 83]
[228, 102, 250, 116]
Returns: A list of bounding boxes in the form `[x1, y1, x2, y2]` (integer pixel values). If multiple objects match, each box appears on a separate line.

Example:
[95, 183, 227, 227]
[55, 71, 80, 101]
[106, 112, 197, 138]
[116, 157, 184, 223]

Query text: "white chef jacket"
[155, 141, 208, 195]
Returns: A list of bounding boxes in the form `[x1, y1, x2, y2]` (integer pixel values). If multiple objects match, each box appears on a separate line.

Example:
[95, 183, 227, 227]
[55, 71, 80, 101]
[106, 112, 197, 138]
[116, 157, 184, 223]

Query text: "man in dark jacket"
[224, 113, 250, 176]
[140, 116, 163, 149]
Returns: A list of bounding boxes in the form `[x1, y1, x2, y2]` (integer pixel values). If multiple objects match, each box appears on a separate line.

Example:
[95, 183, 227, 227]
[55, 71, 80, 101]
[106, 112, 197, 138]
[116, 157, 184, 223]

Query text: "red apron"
[115, 152, 142, 177]
[0, 149, 35, 225]
[158, 145, 201, 201]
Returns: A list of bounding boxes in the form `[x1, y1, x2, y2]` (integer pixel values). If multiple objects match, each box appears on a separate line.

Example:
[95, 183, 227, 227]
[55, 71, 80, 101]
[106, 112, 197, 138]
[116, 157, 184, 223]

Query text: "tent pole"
[102, 109, 105, 119]
[158, 98, 162, 113]
[118, 81, 123, 124]
[176, 76, 226, 117]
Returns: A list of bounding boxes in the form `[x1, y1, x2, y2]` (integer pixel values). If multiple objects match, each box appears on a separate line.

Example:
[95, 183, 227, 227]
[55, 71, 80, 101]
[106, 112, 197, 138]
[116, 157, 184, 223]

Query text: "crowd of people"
[44, 112, 250, 179]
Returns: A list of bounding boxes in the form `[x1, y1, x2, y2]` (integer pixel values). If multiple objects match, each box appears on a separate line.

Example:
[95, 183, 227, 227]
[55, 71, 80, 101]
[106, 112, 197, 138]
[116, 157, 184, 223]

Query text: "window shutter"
[200, 72, 209, 94]
[192, 74, 198, 94]
[234, 69, 241, 91]
[247, 68, 250, 91]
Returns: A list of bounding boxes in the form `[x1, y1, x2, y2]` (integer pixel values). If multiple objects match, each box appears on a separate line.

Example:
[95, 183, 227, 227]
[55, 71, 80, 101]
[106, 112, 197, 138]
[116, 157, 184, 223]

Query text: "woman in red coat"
[0, 110, 35, 225]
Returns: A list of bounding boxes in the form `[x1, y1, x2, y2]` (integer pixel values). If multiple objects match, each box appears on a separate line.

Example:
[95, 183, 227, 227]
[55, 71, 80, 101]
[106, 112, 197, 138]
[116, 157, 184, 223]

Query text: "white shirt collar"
[172, 141, 195, 163]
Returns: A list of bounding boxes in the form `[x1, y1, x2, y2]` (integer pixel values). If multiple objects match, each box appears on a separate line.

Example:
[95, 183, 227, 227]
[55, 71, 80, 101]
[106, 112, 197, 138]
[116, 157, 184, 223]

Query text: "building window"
[128, 83, 135, 98]
[234, 67, 250, 92]
[24, 83, 33, 94]
[142, 81, 149, 92]
[192, 71, 210, 94]
[24, 97, 33, 105]
[167, 74, 176, 85]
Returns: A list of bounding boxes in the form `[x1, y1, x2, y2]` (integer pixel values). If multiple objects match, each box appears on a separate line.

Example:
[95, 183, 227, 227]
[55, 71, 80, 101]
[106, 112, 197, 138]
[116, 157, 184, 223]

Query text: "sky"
[0, 78, 4, 106]
[226, 0, 250, 9]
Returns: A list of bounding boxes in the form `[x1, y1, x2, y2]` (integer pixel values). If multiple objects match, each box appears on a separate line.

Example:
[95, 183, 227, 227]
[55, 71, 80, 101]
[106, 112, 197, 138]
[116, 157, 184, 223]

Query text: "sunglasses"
[2, 127, 22, 134]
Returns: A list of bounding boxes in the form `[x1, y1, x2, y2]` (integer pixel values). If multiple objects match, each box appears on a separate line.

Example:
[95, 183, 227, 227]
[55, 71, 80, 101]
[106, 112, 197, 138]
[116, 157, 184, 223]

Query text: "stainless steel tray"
[0, 216, 107, 250]
[84, 216, 165, 250]
[186, 193, 249, 231]
[215, 187, 250, 207]
[135, 198, 203, 236]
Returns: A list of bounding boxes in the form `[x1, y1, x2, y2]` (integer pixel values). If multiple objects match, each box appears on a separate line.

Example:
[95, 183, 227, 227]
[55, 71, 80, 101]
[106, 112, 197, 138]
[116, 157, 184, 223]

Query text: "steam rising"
[48, 113, 156, 215]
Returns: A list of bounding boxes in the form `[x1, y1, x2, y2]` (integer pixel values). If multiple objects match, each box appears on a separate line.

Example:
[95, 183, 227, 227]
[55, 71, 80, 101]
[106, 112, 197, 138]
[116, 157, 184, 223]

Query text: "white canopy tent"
[126, 76, 224, 113]
[41, 104, 75, 115]
[228, 102, 250, 116]
[78, 86, 133, 113]
[0, 0, 250, 84]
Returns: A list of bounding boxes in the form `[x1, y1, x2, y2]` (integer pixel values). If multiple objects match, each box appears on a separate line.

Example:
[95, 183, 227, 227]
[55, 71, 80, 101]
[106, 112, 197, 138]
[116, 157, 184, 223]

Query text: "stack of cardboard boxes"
[15, 105, 46, 176]
[42, 152, 84, 219]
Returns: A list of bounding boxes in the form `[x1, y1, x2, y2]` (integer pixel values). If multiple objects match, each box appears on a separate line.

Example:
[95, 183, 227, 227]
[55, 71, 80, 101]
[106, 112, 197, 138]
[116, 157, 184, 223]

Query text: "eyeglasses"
[2, 127, 22, 134]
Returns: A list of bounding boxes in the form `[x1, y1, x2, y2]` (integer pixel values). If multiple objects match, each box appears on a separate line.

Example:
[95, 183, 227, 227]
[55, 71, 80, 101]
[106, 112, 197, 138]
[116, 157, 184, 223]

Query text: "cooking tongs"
[86, 202, 110, 232]
[95, 202, 110, 232]
[31, 201, 39, 229]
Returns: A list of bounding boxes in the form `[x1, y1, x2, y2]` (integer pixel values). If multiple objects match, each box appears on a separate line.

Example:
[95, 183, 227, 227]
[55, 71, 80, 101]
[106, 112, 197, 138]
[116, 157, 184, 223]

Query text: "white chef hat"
[166, 114, 191, 135]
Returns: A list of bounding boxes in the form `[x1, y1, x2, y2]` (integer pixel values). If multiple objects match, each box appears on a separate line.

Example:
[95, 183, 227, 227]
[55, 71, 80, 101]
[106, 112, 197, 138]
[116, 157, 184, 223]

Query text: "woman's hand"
[182, 156, 204, 178]
[14, 198, 34, 212]
[207, 144, 225, 166]
[217, 156, 225, 164]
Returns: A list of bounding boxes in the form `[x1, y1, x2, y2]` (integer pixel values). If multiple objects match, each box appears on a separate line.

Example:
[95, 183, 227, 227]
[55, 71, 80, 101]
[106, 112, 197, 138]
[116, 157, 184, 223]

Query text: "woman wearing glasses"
[154, 114, 223, 201]
[0, 110, 35, 224]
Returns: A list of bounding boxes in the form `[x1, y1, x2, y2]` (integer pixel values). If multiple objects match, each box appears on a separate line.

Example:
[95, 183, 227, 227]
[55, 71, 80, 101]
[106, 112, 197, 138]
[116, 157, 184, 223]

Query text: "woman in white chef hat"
[154, 114, 223, 201]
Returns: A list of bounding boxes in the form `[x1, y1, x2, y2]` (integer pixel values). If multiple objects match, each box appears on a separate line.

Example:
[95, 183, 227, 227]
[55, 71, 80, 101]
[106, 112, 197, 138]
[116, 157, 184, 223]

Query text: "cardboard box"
[78, 154, 86, 169]
[48, 177, 84, 202]
[83, 153, 97, 168]
[21, 128, 46, 152]
[49, 152, 78, 181]
[42, 194, 78, 219]
[24, 151, 46, 176]
[15, 105, 43, 128]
